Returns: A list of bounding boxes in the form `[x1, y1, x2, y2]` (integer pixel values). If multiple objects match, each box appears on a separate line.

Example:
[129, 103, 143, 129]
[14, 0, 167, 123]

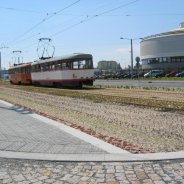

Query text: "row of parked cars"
[95, 70, 184, 79]
[144, 70, 184, 78]
[95, 72, 144, 79]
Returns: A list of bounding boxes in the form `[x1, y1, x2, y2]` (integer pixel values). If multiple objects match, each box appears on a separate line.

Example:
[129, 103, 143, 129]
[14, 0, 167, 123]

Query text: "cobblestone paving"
[0, 158, 183, 183]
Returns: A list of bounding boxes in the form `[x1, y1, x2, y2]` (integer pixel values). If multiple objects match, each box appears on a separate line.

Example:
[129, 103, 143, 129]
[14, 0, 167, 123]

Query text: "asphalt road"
[94, 79, 184, 89]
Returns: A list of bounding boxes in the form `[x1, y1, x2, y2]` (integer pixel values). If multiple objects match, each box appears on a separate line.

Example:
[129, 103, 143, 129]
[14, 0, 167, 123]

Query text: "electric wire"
[41, 0, 118, 36]
[55, 13, 184, 17]
[8, 0, 116, 47]
[50, 0, 141, 37]
[10, 33, 41, 47]
[96, 0, 141, 16]
[0, 6, 45, 14]
[7, 0, 81, 46]
[6, 0, 140, 62]
[7, 0, 139, 47]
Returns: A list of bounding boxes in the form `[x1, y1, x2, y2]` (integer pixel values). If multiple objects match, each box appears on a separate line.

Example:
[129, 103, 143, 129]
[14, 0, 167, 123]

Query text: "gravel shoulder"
[0, 85, 184, 153]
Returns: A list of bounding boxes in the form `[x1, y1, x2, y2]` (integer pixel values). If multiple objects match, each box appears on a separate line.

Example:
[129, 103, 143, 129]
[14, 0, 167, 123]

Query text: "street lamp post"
[130, 39, 133, 79]
[120, 37, 134, 79]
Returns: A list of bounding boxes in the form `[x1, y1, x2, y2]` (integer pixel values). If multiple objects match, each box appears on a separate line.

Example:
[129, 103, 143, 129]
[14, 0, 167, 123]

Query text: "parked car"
[116, 73, 126, 79]
[155, 71, 166, 78]
[144, 70, 164, 78]
[138, 72, 145, 78]
[123, 73, 132, 79]
[175, 71, 184, 77]
[165, 70, 178, 77]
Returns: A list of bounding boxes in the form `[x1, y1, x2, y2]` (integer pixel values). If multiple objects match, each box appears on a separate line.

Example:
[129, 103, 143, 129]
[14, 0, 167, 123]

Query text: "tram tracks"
[0, 84, 184, 153]
[2, 82, 184, 110]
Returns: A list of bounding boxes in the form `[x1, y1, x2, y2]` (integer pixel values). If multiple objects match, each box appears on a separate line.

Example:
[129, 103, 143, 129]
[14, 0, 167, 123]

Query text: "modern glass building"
[140, 22, 184, 71]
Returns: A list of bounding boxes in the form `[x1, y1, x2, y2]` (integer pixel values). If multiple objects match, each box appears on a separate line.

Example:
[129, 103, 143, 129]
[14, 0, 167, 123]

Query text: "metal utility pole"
[130, 39, 133, 79]
[0, 52, 1, 72]
[0, 44, 9, 79]
[120, 37, 134, 79]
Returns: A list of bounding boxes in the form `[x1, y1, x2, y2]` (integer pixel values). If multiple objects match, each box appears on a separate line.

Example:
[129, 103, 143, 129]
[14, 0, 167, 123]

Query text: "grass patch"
[94, 84, 184, 92]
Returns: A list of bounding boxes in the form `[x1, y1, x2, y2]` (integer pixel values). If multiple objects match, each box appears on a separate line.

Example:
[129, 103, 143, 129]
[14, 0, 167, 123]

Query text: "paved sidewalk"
[0, 100, 128, 160]
[0, 99, 184, 162]
[0, 100, 184, 183]
[0, 101, 109, 154]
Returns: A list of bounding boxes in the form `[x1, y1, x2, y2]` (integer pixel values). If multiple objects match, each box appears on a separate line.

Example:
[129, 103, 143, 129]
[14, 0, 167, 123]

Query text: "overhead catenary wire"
[7, 0, 118, 48]
[96, 0, 141, 16]
[96, 13, 184, 17]
[6, 0, 140, 62]
[50, 0, 141, 38]
[10, 33, 41, 47]
[40, 0, 119, 36]
[3, 0, 142, 68]
[4, 0, 182, 50]
[0, 6, 45, 14]
[54, 12, 184, 17]
[7, 0, 81, 46]
[4, 41, 38, 55]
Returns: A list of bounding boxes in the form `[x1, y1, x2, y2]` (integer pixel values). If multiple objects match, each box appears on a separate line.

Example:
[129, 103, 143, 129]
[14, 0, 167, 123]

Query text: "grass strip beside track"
[0, 81, 184, 110]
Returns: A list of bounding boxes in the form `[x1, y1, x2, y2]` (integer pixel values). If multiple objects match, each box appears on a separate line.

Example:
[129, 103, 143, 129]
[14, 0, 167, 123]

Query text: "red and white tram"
[31, 53, 94, 87]
[9, 63, 32, 85]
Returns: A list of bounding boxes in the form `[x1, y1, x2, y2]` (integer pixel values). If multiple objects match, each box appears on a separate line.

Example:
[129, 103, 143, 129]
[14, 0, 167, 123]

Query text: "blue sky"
[0, 0, 184, 69]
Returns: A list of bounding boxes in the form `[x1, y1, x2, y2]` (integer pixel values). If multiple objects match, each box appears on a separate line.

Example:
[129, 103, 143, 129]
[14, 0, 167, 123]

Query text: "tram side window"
[73, 59, 93, 69]
[37, 65, 41, 72]
[41, 65, 44, 71]
[51, 64, 55, 70]
[22, 67, 27, 74]
[51, 60, 60, 70]
[79, 60, 85, 69]
[28, 67, 31, 73]
[55, 64, 61, 70]
[73, 60, 86, 69]
[86, 59, 93, 69]
[18, 68, 21, 73]
[32, 66, 35, 72]
[73, 61, 79, 69]
[33, 65, 41, 72]
[41, 63, 56, 71]
[42, 65, 46, 71]
[45, 64, 50, 71]
[62, 62, 70, 70]
[25, 67, 31, 73]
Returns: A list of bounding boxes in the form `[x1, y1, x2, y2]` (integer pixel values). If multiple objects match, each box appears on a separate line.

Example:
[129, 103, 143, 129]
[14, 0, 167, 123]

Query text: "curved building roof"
[142, 22, 184, 41]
